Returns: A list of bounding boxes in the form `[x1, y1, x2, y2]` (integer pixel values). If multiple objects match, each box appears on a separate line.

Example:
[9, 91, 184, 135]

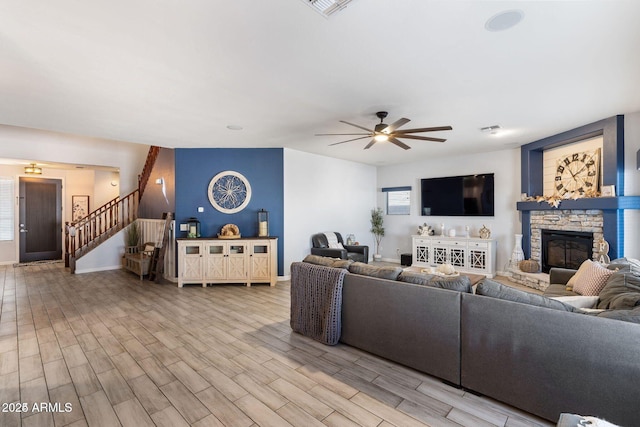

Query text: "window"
[382, 186, 411, 215]
[0, 177, 14, 241]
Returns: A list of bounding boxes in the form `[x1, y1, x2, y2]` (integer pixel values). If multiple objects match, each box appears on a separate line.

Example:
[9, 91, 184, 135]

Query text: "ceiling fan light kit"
[302, 0, 353, 17]
[317, 111, 452, 150]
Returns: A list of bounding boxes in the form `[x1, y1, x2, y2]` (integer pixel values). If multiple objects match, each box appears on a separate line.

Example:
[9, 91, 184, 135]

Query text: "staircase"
[64, 146, 160, 273]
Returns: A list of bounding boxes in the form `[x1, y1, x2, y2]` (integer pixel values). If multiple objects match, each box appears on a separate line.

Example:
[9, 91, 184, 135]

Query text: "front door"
[19, 177, 62, 262]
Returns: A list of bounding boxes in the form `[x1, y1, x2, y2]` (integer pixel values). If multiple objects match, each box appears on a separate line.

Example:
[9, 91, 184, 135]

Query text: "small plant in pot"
[124, 221, 141, 253]
[370, 207, 384, 261]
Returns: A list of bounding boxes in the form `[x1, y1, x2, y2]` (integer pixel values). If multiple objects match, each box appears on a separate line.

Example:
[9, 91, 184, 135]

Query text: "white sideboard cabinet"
[412, 235, 496, 277]
[177, 237, 278, 287]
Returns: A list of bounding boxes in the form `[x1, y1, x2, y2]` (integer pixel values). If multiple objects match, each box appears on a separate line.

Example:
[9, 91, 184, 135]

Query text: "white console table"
[411, 235, 496, 277]
[177, 237, 278, 287]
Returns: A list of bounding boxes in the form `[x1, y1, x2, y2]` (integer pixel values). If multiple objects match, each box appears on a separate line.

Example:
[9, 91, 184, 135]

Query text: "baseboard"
[74, 265, 122, 274]
[278, 275, 290, 282]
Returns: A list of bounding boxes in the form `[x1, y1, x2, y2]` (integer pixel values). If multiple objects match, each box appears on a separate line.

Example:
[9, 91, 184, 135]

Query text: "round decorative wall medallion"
[208, 170, 252, 214]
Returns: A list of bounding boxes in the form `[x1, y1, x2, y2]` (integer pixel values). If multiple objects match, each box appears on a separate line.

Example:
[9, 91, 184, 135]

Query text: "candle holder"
[257, 209, 269, 237]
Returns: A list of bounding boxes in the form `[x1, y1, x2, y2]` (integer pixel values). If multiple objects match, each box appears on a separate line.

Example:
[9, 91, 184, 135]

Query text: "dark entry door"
[19, 177, 63, 262]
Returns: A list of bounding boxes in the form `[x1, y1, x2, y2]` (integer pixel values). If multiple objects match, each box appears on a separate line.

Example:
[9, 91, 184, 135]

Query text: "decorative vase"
[510, 234, 525, 270]
[479, 225, 491, 239]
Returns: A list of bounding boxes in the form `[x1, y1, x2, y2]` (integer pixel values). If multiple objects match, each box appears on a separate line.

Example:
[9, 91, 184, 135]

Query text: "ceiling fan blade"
[364, 139, 377, 149]
[339, 120, 374, 133]
[386, 118, 410, 133]
[328, 136, 372, 146]
[389, 137, 411, 150]
[316, 133, 371, 136]
[394, 126, 453, 134]
[394, 134, 447, 143]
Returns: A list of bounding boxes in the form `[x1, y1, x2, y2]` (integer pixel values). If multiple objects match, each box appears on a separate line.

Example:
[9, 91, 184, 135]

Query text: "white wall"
[0, 125, 148, 266]
[283, 148, 377, 277]
[75, 227, 127, 273]
[0, 124, 148, 195]
[624, 111, 640, 258]
[377, 148, 521, 273]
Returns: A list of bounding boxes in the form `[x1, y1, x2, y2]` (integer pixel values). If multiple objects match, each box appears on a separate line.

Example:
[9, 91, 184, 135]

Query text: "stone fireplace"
[511, 116, 639, 290]
[541, 229, 593, 273]
[510, 209, 605, 290]
[531, 210, 603, 271]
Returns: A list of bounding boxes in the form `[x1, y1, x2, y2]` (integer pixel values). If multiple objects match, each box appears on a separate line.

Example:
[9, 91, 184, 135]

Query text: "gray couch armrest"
[549, 267, 577, 285]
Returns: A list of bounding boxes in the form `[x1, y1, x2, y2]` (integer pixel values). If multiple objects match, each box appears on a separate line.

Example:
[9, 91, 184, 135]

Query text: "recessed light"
[226, 125, 243, 131]
[485, 10, 524, 32]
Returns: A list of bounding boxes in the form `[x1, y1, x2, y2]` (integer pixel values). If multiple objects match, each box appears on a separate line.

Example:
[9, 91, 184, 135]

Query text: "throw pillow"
[597, 271, 640, 309]
[572, 262, 615, 296]
[566, 259, 594, 291]
[331, 259, 353, 269]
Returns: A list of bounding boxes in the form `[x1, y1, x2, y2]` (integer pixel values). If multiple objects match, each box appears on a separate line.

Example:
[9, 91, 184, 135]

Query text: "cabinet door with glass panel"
[226, 242, 248, 280]
[204, 241, 227, 281]
[249, 241, 272, 285]
[178, 241, 204, 287]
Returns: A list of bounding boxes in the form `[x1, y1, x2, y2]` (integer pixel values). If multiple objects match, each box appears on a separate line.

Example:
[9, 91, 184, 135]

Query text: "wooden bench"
[123, 242, 155, 279]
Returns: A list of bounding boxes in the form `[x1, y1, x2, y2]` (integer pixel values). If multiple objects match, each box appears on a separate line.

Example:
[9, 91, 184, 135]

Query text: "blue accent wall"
[175, 148, 284, 275]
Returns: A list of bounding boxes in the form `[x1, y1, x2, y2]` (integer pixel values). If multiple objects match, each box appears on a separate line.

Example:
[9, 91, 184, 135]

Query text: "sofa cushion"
[543, 284, 578, 298]
[397, 271, 472, 293]
[572, 261, 614, 296]
[476, 279, 582, 312]
[597, 271, 640, 309]
[595, 305, 640, 324]
[303, 254, 353, 269]
[303, 254, 339, 266]
[348, 262, 403, 280]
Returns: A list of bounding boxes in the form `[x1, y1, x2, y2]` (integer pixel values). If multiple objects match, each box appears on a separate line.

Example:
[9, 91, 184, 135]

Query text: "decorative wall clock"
[208, 171, 252, 214]
[554, 149, 600, 196]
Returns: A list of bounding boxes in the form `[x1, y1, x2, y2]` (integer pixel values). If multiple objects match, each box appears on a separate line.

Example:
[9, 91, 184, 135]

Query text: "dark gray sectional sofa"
[291, 257, 640, 426]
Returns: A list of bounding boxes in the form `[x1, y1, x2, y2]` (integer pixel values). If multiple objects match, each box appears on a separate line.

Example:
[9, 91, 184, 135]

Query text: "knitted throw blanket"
[290, 262, 347, 345]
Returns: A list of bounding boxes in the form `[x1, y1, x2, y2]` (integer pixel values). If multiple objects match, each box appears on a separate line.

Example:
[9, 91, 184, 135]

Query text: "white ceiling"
[1, 0, 639, 166]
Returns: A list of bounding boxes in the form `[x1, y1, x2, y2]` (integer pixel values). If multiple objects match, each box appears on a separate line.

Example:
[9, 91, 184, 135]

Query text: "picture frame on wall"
[601, 185, 616, 197]
[72, 195, 90, 221]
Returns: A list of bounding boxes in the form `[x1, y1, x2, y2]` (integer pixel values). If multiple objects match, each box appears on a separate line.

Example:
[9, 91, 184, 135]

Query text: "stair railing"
[65, 189, 139, 271]
[138, 146, 160, 199]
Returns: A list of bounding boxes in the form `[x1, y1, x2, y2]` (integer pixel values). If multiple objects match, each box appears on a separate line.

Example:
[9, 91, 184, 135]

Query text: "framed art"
[601, 185, 616, 197]
[72, 195, 89, 221]
[207, 170, 252, 214]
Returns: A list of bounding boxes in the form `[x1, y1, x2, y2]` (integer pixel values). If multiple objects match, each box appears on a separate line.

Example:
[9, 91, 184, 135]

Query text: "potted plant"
[124, 221, 141, 254]
[370, 207, 384, 261]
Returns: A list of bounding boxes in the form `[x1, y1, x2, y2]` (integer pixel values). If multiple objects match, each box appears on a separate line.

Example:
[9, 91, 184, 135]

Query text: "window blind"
[0, 177, 14, 241]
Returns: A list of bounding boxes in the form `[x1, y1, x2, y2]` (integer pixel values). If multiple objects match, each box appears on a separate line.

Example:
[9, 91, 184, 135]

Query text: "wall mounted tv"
[421, 173, 494, 216]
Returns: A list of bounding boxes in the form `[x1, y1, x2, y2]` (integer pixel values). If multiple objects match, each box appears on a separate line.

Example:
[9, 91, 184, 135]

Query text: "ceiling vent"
[301, 0, 353, 17]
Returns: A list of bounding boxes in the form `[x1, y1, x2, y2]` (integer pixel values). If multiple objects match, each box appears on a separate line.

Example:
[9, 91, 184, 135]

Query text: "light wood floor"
[0, 263, 553, 427]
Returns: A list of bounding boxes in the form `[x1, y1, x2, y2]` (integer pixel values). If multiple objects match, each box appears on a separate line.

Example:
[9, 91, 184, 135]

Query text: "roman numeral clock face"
[555, 149, 600, 196]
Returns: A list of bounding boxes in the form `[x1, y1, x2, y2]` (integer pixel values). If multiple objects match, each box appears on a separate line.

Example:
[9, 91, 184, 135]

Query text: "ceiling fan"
[316, 111, 453, 150]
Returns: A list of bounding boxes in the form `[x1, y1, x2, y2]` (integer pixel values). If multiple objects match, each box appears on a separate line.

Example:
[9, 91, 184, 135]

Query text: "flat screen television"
[421, 173, 494, 216]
